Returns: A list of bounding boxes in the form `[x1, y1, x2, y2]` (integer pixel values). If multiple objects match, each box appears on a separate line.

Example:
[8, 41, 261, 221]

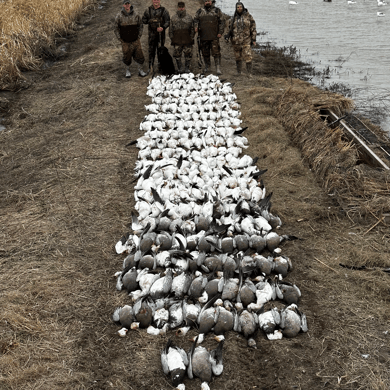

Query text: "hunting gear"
[224, 1, 256, 77]
[169, 2, 195, 74]
[142, 0, 170, 73]
[194, 0, 225, 75]
[114, 0, 147, 78]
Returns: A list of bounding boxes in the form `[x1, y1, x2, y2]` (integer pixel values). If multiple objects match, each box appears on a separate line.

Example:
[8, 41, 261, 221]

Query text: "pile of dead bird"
[113, 73, 308, 390]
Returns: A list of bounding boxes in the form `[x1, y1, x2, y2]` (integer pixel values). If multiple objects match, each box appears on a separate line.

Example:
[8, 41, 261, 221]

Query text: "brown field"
[1, 0, 390, 389]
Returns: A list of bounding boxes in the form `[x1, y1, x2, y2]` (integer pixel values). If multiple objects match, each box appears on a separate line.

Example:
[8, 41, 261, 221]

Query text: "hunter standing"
[142, 0, 170, 72]
[169, 2, 195, 74]
[114, 0, 147, 78]
[194, 0, 225, 75]
[225, 2, 256, 77]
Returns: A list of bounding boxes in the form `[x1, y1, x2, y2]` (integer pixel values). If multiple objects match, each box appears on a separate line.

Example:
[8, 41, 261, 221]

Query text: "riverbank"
[0, 0, 389, 389]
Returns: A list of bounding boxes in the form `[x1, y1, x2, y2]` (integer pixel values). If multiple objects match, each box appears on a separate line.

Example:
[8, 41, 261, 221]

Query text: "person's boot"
[215, 57, 222, 75]
[124, 65, 131, 78]
[204, 57, 211, 73]
[137, 62, 147, 77]
[175, 58, 183, 74]
[236, 60, 242, 75]
[184, 58, 191, 73]
[246, 62, 252, 78]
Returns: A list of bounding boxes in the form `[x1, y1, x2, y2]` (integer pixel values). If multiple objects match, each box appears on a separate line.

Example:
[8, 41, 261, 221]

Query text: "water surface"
[217, 0, 390, 133]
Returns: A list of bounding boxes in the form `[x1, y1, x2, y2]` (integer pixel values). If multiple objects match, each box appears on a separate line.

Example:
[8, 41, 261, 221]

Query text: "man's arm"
[138, 14, 144, 39]
[250, 14, 256, 45]
[142, 8, 150, 25]
[162, 8, 170, 30]
[190, 17, 195, 40]
[217, 8, 225, 36]
[193, 9, 200, 31]
[168, 18, 173, 40]
[114, 14, 121, 40]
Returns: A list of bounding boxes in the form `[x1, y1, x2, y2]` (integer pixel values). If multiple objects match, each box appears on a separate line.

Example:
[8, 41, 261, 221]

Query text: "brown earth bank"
[1, 0, 389, 389]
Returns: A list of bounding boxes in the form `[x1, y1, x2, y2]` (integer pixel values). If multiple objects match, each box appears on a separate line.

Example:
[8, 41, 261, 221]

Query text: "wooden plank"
[326, 109, 390, 170]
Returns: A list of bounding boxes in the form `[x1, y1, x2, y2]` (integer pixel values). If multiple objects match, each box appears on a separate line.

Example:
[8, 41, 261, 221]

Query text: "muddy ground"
[1, 0, 389, 389]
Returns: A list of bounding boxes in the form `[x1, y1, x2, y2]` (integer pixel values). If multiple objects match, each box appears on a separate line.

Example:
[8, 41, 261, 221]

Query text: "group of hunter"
[114, 0, 257, 78]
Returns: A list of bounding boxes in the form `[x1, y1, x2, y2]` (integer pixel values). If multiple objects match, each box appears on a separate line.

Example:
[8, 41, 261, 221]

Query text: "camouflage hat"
[178, 1, 185, 7]
[123, 0, 130, 4]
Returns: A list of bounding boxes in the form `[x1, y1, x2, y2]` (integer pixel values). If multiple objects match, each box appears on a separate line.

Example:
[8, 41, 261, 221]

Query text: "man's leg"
[200, 41, 211, 72]
[232, 44, 242, 75]
[211, 39, 222, 75]
[242, 44, 253, 78]
[246, 61, 252, 77]
[173, 45, 184, 73]
[214, 56, 222, 75]
[122, 42, 132, 77]
[156, 31, 166, 72]
[183, 45, 193, 73]
[133, 39, 147, 77]
[148, 34, 158, 72]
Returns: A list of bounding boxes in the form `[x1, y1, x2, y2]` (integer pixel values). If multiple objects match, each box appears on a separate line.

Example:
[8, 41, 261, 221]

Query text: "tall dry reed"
[0, 0, 95, 89]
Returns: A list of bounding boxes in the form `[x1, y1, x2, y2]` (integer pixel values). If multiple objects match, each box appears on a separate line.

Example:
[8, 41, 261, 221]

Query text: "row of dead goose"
[116, 230, 295, 281]
[113, 73, 307, 389]
[114, 274, 306, 336]
[117, 259, 300, 302]
[117, 202, 290, 250]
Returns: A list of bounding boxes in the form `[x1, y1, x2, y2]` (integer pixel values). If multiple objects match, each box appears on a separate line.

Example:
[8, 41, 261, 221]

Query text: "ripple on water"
[216, 0, 390, 134]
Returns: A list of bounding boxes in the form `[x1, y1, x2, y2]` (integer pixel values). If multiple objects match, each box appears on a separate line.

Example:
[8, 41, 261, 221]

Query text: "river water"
[216, 0, 390, 133]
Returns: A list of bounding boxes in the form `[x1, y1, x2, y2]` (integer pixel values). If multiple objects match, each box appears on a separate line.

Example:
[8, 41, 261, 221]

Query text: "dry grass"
[272, 80, 390, 220]
[0, 0, 96, 89]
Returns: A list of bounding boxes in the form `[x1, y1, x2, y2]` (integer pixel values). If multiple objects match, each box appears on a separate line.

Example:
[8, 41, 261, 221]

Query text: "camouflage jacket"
[142, 6, 170, 34]
[229, 10, 256, 46]
[169, 11, 195, 45]
[194, 5, 224, 40]
[114, 6, 143, 41]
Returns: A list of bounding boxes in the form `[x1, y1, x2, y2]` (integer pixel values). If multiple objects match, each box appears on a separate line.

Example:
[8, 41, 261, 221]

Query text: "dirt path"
[0, 0, 389, 389]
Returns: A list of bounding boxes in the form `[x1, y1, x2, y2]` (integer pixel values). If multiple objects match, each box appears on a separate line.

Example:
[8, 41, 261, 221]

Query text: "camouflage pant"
[232, 43, 252, 63]
[200, 39, 221, 60]
[172, 44, 193, 59]
[121, 39, 145, 66]
[148, 31, 166, 65]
